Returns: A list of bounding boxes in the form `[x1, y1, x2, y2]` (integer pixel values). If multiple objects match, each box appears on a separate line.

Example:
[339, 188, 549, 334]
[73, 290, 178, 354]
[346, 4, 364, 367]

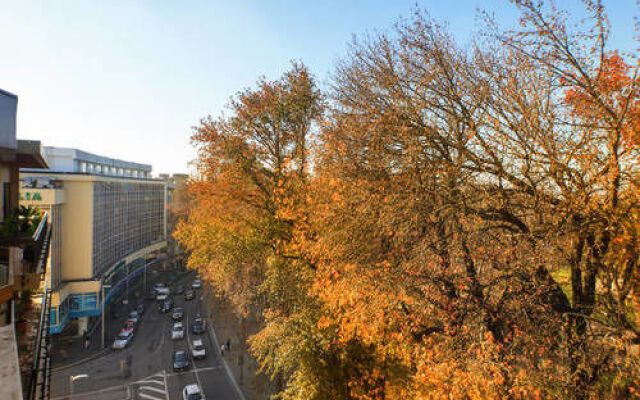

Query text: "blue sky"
[0, 1, 636, 175]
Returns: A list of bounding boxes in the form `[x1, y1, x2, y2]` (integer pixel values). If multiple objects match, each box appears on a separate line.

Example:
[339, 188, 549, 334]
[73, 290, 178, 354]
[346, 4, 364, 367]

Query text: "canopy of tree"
[175, 1, 639, 399]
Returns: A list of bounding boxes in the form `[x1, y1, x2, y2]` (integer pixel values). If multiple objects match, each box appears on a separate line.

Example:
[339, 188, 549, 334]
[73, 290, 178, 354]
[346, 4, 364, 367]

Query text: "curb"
[51, 348, 110, 372]
[207, 321, 247, 400]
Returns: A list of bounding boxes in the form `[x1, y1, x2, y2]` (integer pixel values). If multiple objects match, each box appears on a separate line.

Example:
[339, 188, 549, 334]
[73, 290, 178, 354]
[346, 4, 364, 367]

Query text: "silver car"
[112, 330, 133, 350]
[171, 322, 184, 340]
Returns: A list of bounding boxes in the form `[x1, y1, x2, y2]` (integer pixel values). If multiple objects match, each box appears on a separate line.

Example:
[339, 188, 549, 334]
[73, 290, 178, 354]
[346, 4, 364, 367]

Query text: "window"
[49, 307, 58, 326]
[80, 162, 87, 173]
[70, 296, 80, 311]
[84, 293, 98, 311]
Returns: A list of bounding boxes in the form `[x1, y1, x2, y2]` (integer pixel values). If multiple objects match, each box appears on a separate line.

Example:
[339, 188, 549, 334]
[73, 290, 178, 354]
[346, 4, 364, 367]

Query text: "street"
[50, 271, 241, 400]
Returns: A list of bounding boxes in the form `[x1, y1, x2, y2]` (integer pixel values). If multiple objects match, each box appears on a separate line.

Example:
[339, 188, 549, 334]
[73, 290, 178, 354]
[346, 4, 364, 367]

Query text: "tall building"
[0, 88, 50, 400]
[20, 148, 166, 336]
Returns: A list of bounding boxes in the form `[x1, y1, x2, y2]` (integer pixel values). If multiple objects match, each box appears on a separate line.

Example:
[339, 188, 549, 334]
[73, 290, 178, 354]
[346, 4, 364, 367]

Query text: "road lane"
[51, 270, 241, 400]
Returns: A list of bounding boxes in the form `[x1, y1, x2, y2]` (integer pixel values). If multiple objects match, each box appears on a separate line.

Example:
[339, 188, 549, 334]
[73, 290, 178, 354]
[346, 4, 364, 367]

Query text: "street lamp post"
[125, 264, 129, 303]
[69, 374, 89, 396]
[101, 284, 112, 348]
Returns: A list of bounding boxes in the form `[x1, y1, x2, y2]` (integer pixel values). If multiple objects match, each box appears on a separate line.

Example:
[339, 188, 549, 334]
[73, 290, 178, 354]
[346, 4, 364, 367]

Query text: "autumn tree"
[176, 63, 389, 399]
[310, 1, 639, 399]
[179, 2, 638, 399]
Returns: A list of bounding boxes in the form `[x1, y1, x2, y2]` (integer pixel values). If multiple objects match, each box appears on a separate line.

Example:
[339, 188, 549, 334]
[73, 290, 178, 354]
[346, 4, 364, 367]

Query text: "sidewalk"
[203, 287, 273, 400]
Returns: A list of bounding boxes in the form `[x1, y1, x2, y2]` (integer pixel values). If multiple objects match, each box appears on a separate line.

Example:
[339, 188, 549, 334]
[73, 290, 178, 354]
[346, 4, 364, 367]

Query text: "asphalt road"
[50, 271, 240, 400]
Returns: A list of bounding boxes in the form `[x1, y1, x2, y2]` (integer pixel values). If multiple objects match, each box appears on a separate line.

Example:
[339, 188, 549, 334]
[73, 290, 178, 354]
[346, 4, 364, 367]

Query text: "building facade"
[0, 88, 50, 400]
[21, 149, 166, 335]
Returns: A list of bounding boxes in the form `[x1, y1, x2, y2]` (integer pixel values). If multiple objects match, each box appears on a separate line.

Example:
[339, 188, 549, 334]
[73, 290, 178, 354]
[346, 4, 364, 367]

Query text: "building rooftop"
[24, 146, 153, 179]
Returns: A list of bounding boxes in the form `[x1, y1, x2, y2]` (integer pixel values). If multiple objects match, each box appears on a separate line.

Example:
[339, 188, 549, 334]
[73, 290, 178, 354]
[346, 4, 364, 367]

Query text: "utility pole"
[143, 262, 147, 294]
[101, 284, 112, 348]
[125, 264, 129, 304]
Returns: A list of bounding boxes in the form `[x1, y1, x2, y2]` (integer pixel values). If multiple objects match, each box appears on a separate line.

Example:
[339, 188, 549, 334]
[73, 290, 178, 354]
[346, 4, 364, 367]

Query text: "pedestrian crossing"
[133, 371, 169, 400]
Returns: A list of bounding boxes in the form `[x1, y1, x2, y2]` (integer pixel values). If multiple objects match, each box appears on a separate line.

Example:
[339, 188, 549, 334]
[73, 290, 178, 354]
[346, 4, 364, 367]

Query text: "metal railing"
[25, 218, 52, 400]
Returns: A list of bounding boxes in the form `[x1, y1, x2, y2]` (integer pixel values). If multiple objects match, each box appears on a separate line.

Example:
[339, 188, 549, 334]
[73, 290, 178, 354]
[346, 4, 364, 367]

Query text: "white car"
[191, 279, 202, 289]
[156, 287, 170, 301]
[182, 384, 205, 400]
[127, 310, 140, 323]
[172, 322, 184, 340]
[191, 339, 206, 359]
[112, 330, 133, 349]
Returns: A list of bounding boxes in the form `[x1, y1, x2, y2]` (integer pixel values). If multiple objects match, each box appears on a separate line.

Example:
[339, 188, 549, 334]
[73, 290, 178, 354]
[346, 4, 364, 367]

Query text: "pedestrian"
[220, 344, 225, 356]
[226, 338, 231, 350]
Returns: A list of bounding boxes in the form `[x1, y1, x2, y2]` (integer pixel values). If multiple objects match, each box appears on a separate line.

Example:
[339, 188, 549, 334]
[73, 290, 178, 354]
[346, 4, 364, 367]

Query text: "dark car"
[147, 289, 156, 301]
[137, 303, 145, 315]
[159, 299, 173, 313]
[192, 317, 205, 334]
[172, 307, 184, 321]
[174, 285, 185, 294]
[184, 290, 195, 301]
[173, 350, 189, 372]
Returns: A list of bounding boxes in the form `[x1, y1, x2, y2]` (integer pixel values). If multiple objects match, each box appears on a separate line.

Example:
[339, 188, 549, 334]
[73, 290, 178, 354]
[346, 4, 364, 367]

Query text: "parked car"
[137, 303, 145, 315]
[191, 279, 202, 289]
[191, 339, 206, 360]
[184, 290, 195, 301]
[173, 350, 189, 372]
[172, 322, 185, 340]
[159, 299, 173, 313]
[122, 320, 136, 334]
[147, 290, 156, 301]
[172, 307, 184, 321]
[153, 282, 166, 290]
[182, 383, 205, 400]
[192, 317, 205, 334]
[174, 285, 185, 294]
[112, 330, 133, 350]
[128, 310, 140, 323]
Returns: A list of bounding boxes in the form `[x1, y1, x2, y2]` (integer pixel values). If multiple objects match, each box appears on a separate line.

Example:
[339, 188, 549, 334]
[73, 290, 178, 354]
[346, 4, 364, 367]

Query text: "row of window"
[79, 161, 149, 178]
[92, 181, 164, 276]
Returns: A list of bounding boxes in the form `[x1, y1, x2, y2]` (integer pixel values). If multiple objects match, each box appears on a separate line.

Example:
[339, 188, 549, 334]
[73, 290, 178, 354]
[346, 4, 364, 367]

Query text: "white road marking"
[135, 379, 165, 385]
[165, 365, 221, 377]
[185, 312, 204, 393]
[139, 392, 165, 400]
[140, 385, 166, 393]
[162, 369, 169, 400]
[134, 370, 170, 400]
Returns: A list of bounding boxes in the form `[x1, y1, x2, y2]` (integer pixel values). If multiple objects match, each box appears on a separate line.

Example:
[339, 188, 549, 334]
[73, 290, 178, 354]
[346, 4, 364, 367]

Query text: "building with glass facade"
[20, 151, 166, 335]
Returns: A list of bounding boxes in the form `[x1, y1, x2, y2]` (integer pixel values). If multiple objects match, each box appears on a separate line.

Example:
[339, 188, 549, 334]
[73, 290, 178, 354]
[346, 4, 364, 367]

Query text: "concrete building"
[0, 88, 50, 400]
[21, 148, 166, 336]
